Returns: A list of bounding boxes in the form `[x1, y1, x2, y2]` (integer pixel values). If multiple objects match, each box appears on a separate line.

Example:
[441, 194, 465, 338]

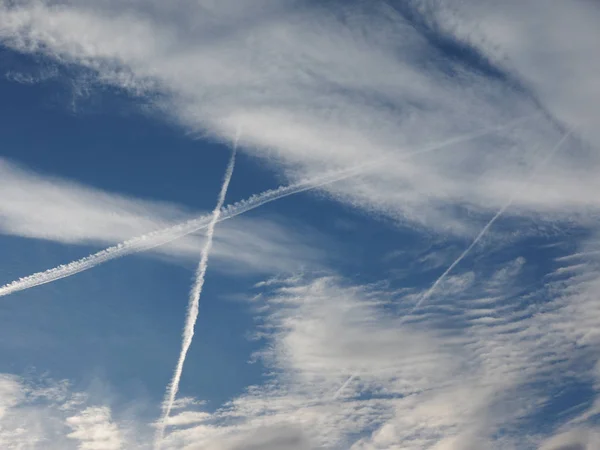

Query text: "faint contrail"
[155, 136, 238, 448]
[332, 374, 356, 400]
[408, 130, 572, 315]
[0, 114, 536, 299]
[332, 130, 571, 401]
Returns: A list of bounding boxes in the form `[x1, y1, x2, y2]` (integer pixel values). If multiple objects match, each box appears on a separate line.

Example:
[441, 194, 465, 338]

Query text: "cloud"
[66, 406, 124, 450]
[5, 66, 57, 84]
[151, 246, 600, 449]
[0, 374, 134, 449]
[0, 157, 326, 287]
[156, 275, 459, 449]
[1, 0, 598, 240]
[1, 243, 600, 448]
[431, 0, 600, 147]
[164, 411, 210, 427]
[0, 158, 189, 246]
[538, 429, 600, 450]
[0, 375, 24, 419]
[203, 425, 312, 450]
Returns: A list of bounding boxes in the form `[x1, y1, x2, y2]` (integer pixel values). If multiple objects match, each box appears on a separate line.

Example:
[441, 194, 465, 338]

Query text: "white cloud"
[150, 249, 600, 449]
[1, 247, 600, 448]
[0, 157, 326, 277]
[0, 158, 189, 245]
[66, 407, 123, 450]
[164, 411, 210, 428]
[0, 0, 598, 240]
[0, 375, 135, 449]
[539, 428, 600, 450]
[0, 375, 24, 420]
[430, 0, 600, 147]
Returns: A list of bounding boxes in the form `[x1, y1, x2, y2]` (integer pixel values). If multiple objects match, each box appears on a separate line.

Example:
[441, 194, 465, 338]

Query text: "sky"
[0, 0, 599, 449]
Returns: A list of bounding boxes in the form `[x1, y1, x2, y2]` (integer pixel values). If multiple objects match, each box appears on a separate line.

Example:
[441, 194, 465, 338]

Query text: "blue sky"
[1, 1, 600, 449]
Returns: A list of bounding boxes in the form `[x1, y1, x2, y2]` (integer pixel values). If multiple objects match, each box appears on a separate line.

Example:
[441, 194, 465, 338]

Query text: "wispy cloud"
[0, 374, 133, 449]
[66, 406, 124, 450]
[155, 248, 600, 448]
[0, 0, 597, 239]
[1, 238, 600, 448]
[432, 0, 600, 147]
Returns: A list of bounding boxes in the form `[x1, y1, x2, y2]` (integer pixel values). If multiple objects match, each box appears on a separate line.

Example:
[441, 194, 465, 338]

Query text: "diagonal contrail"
[408, 130, 571, 315]
[332, 130, 572, 401]
[0, 114, 537, 299]
[155, 135, 239, 448]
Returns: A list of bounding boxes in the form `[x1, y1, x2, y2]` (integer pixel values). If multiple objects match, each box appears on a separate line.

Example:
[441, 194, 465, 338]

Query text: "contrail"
[332, 374, 356, 400]
[408, 130, 571, 315]
[332, 130, 572, 401]
[155, 136, 238, 448]
[0, 114, 537, 299]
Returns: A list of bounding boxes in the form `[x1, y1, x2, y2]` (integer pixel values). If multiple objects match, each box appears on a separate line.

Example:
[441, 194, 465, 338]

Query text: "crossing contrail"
[155, 137, 238, 448]
[0, 114, 537, 300]
[332, 130, 571, 401]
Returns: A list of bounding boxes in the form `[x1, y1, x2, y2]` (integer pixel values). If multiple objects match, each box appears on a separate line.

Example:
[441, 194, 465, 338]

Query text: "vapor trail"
[155, 139, 238, 448]
[332, 374, 356, 400]
[409, 130, 571, 315]
[332, 130, 571, 401]
[0, 114, 536, 299]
